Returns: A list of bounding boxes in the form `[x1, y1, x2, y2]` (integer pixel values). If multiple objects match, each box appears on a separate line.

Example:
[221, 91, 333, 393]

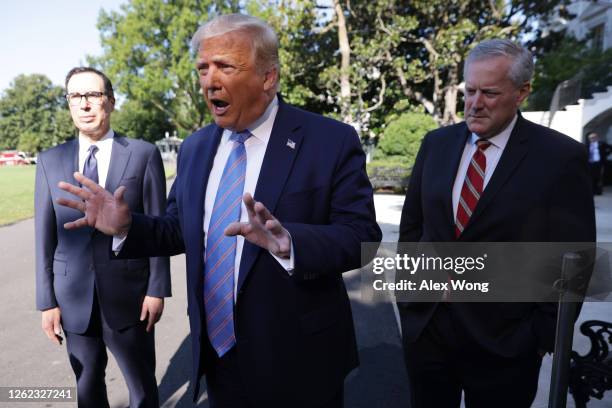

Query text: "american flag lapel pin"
[286, 139, 296, 149]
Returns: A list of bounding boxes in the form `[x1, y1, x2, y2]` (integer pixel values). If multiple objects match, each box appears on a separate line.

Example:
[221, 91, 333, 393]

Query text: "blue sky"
[0, 0, 126, 93]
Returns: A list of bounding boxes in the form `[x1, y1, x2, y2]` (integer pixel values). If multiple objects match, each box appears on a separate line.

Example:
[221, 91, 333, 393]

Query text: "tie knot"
[88, 145, 99, 155]
[476, 139, 491, 151]
[230, 130, 251, 144]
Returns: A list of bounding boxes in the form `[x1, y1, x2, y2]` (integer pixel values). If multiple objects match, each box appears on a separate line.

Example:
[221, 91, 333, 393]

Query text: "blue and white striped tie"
[204, 130, 250, 357]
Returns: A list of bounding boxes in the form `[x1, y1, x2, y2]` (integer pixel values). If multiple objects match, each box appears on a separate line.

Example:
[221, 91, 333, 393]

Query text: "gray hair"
[191, 14, 280, 77]
[464, 39, 534, 87]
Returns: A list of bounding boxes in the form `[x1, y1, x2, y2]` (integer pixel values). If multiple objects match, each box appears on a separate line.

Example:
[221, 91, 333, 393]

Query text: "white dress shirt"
[78, 129, 114, 189]
[203, 96, 294, 299]
[452, 115, 517, 220]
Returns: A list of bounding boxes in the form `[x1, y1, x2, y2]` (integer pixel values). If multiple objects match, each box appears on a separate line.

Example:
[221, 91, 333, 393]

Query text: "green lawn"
[0, 166, 36, 226]
[0, 163, 176, 226]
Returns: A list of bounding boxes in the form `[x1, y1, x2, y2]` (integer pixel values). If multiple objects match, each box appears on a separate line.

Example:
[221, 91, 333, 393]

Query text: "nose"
[201, 66, 220, 92]
[469, 90, 484, 110]
[79, 95, 91, 109]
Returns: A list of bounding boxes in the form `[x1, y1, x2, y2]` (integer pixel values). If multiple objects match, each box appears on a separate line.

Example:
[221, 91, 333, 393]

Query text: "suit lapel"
[105, 134, 131, 193]
[237, 101, 303, 292]
[463, 115, 529, 232]
[63, 138, 79, 185]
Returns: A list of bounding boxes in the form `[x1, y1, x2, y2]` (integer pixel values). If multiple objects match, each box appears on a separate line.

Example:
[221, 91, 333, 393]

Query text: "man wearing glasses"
[34, 67, 170, 407]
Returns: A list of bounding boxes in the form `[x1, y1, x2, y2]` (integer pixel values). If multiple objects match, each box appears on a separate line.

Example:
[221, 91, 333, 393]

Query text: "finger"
[53, 316, 62, 336]
[56, 197, 85, 212]
[225, 222, 252, 237]
[43, 323, 60, 345]
[254, 201, 276, 222]
[63, 217, 90, 230]
[73, 172, 105, 193]
[140, 303, 147, 321]
[265, 219, 284, 234]
[243, 193, 256, 218]
[114, 185, 127, 202]
[146, 314, 155, 332]
[58, 182, 92, 201]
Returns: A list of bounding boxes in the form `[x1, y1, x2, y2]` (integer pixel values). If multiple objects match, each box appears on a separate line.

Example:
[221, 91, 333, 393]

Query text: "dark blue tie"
[204, 130, 250, 356]
[83, 145, 99, 184]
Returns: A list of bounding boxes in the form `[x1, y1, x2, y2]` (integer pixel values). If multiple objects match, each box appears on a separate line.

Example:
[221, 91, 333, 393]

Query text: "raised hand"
[225, 193, 291, 258]
[57, 172, 132, 236]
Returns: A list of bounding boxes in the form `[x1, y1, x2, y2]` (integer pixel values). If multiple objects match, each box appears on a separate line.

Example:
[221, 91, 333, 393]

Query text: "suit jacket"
[119, 100, 382, 407]
[35, 134, 171, 333]
[398, 113, 595, 357]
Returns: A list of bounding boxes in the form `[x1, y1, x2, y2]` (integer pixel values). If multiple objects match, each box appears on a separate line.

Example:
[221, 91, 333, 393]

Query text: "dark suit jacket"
[119, 100, 382, 407]
[399, 113, 595, 357]
[35, 134, 171, 333]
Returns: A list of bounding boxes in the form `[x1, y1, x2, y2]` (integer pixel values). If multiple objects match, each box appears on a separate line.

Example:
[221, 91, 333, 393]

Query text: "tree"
[112, 99, 174, 142]
[91, 0, 240, 134]
[529, 36, 612, 111]
[0, 74, 74, 152]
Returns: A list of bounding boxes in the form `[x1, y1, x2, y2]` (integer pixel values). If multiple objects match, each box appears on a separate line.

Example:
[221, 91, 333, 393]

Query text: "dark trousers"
[64, 294, 158, 408]
[401, 303, 542, 408]
[204, 345, 343, 408]
[590, 162, 604, 194]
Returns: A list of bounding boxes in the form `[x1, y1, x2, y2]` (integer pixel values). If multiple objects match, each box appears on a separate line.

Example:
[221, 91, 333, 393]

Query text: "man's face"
[196, 31, 277, 131]
[66, 72, 114, 140]
[464, 56, 530, 139]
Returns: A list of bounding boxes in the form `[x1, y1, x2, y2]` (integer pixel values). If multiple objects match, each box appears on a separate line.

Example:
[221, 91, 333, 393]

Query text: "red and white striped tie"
[455, 139, 491, 238]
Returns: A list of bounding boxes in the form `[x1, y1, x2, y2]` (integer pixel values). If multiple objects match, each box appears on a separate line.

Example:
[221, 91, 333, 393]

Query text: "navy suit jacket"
[35, 135, 171, 333]
[399, 113, 595, 356]
[120, 100, 382, 406]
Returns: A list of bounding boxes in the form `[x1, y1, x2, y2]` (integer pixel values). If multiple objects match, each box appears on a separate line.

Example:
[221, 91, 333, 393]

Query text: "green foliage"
[112, 100, 174, 142]
[529, 37, 612, 111]
[377, 112, 436, 168]
[0, 74, 75, 152]
[91, 0, 240, 133]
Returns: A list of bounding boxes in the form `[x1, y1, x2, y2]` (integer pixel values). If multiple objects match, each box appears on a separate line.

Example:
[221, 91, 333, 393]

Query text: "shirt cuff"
[270, 237, 295, 275]
[112, 234, 127, 255]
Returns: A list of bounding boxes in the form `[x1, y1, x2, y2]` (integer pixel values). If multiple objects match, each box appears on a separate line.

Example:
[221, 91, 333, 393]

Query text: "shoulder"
[114, 133, 158, 153]
[517, 116, 586, 159]
[284, 103, 356, 136]
[38, 139, 75, 162]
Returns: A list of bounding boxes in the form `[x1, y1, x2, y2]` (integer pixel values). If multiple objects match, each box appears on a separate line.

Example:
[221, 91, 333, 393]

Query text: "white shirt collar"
[469, 114, 517, 150]
[221, 95, 279, 145]
[78, 128, 115, 151]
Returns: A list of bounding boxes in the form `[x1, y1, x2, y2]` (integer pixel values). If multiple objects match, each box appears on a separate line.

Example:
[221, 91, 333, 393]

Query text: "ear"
[517, 81, 531, 105]
[263, 66, 279, 92]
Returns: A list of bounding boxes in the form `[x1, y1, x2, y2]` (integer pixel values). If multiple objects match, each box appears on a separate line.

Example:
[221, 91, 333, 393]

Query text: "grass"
[0, 163, 177, 226]
[0, 166, 36, 226]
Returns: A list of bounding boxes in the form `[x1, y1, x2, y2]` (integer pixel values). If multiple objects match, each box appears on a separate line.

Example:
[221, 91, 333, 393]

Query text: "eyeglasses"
[65, 92, 106, 106]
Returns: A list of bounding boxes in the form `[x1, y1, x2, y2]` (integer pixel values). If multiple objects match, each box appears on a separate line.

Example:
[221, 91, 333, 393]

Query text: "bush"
[377, 112, 437, 169]
[367, 158, 411, 193]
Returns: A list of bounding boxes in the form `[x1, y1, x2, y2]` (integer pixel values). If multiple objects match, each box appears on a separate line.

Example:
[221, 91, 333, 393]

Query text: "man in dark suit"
[35, 67, 170, 407]
[398, 40, 595, 407]
[56, 15, 381, 408]
[587, 131, 611, 195]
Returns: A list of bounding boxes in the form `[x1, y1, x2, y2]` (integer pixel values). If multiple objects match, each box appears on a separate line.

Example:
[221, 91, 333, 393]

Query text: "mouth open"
[210, 98, 230, 115]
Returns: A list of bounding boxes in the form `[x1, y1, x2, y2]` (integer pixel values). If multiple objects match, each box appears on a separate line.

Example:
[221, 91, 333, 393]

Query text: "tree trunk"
[442, 64, 460, 125]
[334, 0, 353, 124]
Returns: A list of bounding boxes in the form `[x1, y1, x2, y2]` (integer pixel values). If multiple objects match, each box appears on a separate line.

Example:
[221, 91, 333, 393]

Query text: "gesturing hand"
[224, 193, 291, 258]
[57, 172, 132, 236]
